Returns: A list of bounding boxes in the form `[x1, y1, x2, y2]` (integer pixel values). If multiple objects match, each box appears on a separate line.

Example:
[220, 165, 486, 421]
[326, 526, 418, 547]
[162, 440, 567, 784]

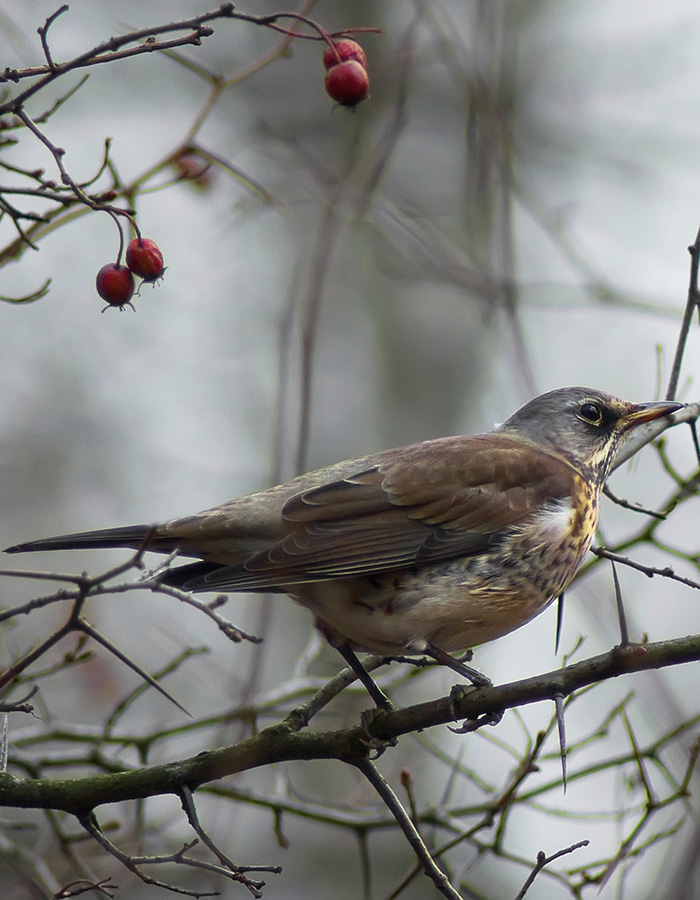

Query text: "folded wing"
[165, 434, 576, 591]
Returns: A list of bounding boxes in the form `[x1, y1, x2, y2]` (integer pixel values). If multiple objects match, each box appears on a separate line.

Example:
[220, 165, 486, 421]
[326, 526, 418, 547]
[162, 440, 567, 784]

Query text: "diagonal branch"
[356, 757, 464, 900]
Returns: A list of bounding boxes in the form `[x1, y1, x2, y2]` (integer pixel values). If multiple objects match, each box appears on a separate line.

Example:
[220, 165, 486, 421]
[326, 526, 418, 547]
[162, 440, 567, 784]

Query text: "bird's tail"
[5, 524, 166, 555]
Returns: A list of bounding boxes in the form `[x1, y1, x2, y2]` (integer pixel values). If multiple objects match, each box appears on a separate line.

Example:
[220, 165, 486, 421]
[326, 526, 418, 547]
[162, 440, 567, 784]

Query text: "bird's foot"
[447, 684, 503, 732]
[448, 711, 503, 733]
[359, 707, 398, 758]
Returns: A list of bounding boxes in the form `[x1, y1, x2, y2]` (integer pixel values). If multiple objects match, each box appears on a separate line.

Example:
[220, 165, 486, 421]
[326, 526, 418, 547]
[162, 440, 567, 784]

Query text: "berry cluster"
[95, 238, 165, 311]
[93, 36, 370, 312]
[323, 39, 369, 108]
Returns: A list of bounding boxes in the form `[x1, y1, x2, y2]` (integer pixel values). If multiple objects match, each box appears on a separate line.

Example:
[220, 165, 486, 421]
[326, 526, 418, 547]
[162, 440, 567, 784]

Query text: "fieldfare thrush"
[5, 387, 682, 705]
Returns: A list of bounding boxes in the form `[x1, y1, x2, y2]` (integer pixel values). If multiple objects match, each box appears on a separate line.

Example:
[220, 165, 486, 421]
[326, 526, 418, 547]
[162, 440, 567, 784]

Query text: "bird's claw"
[448, 711, 503, 733]
[359, 707, 398, 758]
[447, 684, 502, 732]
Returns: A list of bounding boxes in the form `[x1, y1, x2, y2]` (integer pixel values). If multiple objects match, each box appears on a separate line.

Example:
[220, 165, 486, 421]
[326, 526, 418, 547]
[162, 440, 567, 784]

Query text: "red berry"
[322, 39, 367, 72]
[324, 60, 370, 108]
[95, 264, 135, 308]
[126, 237, 165, 282]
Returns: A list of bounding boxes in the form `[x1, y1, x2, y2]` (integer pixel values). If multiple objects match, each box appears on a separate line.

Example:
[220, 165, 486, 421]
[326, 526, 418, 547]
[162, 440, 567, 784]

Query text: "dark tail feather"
[5, 524, 163, 554]
[159, 561, 287, 593]
[158, 561, 228, 590]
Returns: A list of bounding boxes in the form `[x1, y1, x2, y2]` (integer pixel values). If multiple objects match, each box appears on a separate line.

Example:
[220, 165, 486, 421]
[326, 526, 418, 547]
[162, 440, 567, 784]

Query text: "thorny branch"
[0, 303, 697, 896]
[0, 549, 260, 719]
[3, 635, 700, 805]
[1, 635, 699, 896]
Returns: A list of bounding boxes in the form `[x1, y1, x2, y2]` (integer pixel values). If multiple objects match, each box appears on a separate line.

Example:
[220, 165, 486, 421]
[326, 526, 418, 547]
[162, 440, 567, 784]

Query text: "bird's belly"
[289, 500, 594, 656]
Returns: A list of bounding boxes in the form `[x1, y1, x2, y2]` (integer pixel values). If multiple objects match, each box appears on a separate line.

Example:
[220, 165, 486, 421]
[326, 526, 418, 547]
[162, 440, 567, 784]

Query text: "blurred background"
[1, 1, 700, 898]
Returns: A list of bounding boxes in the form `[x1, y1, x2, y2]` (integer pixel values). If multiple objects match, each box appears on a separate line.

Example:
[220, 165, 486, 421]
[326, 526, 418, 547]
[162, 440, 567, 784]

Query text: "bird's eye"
[578, 402, 603, 425]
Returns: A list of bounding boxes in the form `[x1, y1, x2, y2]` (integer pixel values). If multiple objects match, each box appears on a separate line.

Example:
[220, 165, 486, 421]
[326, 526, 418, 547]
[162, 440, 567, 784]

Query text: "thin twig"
[356, 757, 465, 900]
[79, 813, 218, 897]
[603, 485, 667, 519]
[591, 547, 700, 591]
[0, 685, 39, 716]
[666, 225, 700, 401]
[37, 5, 69, 73]
[514, 841, 590, 900]
[179, 785, 278, 895]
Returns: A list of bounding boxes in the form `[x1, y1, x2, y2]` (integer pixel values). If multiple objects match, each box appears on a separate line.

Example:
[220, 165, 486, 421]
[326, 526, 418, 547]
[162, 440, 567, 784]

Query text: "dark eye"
[578, 402, 603, 425]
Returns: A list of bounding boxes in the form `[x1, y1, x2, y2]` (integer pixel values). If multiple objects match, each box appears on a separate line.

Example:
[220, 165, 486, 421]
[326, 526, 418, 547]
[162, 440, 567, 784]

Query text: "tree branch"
[1, 634, 699, 815]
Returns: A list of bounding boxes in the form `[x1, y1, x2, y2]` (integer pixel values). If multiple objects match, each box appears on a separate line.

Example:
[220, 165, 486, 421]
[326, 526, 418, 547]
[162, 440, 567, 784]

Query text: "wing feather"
[181, 434, 576, 591]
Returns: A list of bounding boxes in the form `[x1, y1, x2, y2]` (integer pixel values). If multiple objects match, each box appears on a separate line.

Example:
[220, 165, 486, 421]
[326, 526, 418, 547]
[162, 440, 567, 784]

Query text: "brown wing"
[185, 434, 576, 591]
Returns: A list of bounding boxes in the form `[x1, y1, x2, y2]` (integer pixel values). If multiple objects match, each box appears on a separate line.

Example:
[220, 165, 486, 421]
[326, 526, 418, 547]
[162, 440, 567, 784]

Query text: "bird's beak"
[611, 399, 685, 473]
[624, 399, 684, 426]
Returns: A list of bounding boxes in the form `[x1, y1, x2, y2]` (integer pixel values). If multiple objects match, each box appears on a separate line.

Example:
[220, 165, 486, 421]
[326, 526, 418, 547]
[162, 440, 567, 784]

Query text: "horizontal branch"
[1, 634, 699, 816]
[0, 5, 232, 112]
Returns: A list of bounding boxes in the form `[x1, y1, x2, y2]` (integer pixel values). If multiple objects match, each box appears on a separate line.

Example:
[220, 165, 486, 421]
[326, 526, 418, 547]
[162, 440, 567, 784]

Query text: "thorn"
[555, 592, 565, 655]
[690, 421, 700, 468]
[610, 558, 630, 645]
[554, 693, 567, 792]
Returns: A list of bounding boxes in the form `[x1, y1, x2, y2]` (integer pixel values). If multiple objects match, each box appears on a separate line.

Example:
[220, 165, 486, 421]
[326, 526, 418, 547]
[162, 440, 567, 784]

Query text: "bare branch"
[591, 547, 700, 591]
[356, 757, 464, 900]
[2, 635, 700, 815]
[515, 840, 590, 900]
[666, 225, 700, 401]
[37, 5, 69, 73]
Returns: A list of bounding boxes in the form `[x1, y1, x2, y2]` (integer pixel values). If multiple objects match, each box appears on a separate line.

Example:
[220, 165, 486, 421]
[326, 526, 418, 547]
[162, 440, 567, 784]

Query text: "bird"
[5, 387, 682, 707]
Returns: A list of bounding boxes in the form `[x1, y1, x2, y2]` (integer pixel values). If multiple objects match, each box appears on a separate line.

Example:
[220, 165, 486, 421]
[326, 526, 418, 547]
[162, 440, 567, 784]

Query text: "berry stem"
[105, 210, 126, 266]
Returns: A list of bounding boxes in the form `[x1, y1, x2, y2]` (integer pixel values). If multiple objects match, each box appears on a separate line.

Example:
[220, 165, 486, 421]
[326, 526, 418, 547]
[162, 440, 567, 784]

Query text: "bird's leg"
[336, 643, 396, 710]
[425, 644, 502, 732]
[425, 643, 491, 688]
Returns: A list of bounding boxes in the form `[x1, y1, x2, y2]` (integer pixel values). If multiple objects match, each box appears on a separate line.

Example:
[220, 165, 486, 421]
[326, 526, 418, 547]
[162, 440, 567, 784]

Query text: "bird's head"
[497, 386, 683, 482]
